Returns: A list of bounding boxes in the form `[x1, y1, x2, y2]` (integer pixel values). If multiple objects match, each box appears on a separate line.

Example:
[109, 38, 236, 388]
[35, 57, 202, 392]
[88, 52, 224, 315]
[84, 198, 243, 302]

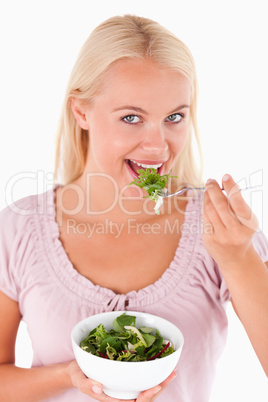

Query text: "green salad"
[80, 313, 175, 362]
[129, 168, 177, 214]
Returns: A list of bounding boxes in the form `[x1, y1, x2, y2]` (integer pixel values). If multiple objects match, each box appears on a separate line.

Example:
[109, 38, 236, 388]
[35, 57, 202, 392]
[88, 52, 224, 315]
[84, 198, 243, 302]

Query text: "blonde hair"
[54, 14, 203, 185]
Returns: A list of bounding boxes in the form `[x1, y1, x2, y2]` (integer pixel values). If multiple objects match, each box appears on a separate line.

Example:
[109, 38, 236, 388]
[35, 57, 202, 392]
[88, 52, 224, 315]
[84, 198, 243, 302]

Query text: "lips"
[126, 159, 165, 178]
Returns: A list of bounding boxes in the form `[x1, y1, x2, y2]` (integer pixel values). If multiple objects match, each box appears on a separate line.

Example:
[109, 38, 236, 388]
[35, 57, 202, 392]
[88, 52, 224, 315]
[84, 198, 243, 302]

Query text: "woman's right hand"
[67, 360, 176, 401]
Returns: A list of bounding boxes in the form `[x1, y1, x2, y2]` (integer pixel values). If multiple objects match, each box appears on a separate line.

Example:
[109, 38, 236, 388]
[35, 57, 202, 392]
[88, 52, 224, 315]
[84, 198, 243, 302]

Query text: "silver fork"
[159, 185, 254, 198]
[159, 186, 206, 198]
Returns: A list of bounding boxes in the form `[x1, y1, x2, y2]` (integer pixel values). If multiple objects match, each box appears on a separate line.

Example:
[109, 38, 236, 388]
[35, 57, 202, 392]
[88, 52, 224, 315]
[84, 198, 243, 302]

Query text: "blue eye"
[122, 115, 141, 124]
[166, 113, 184, 123]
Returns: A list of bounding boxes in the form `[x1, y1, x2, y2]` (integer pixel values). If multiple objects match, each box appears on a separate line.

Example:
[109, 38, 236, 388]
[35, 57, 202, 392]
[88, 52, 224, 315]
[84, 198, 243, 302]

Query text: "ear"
[71, 98, 89, 130]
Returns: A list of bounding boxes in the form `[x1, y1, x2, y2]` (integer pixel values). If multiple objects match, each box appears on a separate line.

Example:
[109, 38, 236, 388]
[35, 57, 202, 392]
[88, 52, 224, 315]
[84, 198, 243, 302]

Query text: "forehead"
[95, 58, 191, 107]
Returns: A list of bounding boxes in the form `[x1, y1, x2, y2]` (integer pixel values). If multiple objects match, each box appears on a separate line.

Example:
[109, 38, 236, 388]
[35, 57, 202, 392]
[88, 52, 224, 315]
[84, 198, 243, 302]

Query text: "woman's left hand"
[68, 360, 176, 401]
[202, 174, 259, 267]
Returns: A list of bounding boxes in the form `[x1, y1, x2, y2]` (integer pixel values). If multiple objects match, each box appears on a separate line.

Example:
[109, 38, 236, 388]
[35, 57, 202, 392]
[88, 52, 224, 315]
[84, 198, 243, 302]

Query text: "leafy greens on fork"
[129, 168, 177, 214]
[80, 313, 175, 362]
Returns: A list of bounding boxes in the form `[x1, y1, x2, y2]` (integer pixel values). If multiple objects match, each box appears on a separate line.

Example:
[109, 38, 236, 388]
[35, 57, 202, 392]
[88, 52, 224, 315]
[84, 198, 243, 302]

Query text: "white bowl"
[71, 311, 184, 399]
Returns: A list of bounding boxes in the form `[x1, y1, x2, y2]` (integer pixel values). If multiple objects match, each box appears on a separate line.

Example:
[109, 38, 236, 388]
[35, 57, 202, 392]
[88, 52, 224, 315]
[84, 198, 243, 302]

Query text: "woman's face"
[75, 58, 191, 190]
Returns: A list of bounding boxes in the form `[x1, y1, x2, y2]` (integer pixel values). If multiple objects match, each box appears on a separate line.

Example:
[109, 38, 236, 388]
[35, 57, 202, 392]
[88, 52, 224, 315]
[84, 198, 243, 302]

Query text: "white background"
[0, 0, 267, 400]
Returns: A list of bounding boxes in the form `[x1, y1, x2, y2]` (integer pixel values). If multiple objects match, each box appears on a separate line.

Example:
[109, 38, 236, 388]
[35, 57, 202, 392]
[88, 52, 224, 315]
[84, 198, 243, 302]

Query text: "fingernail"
[206, 179, 214, 188]
[92, 385, 102, 394]
[206, 178, 214, 184]
[153, 386, 162, 395]
[222, 174, 230, 182]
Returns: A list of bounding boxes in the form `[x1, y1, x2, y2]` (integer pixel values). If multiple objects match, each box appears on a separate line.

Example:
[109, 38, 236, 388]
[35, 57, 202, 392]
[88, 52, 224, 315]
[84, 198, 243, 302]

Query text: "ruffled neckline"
[40, 186, 202, 310]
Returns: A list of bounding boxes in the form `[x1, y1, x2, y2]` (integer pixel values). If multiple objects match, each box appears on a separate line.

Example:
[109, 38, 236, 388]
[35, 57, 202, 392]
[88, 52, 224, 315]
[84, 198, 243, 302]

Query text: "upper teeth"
[130, 160, 163, 169]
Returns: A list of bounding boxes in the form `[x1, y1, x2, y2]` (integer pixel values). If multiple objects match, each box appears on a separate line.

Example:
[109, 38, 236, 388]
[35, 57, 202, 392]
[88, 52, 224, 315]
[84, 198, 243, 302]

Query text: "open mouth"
[126, 159, 164, 178]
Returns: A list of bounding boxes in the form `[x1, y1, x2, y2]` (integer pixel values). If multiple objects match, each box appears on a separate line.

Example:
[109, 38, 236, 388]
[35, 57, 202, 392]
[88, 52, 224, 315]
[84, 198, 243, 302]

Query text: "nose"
[140, 126, 168, 154]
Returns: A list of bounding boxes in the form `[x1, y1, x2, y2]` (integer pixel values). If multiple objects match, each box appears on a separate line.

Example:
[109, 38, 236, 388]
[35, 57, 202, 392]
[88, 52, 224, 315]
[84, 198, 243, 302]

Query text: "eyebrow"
[112, 104, 190, 114]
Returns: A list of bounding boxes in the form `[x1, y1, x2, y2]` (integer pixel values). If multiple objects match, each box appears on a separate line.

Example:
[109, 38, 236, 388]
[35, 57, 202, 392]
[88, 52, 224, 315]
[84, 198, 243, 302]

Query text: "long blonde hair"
[54, 15, 203, 185]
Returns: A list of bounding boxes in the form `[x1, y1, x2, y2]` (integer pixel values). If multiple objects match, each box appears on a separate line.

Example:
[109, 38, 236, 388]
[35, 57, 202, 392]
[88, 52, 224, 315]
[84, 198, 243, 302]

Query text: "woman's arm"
[202, 174, 268, 375]
[0, 290, 72, 401]
[0, 290, 175, 401]
[0, 363, 72, 401]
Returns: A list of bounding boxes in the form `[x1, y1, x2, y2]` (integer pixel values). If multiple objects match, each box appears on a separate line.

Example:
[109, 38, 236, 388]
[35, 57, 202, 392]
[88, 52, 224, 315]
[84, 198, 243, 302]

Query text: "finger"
[69, 361, 134, 401]
[222, 174, 251, 219]
[205, 178, 240, 229]
[203, 181, 227, 231]
[75, 375, 104, 399]
[90, 384, 133, 402]
[222, 174, 259, 231]
[71, 368, 124, 401]
[202, 192, 214, 235]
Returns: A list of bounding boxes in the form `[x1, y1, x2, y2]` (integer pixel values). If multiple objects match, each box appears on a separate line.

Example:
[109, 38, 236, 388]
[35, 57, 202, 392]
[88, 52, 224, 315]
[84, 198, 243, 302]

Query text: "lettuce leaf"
[79, 313, 175, 362]
[129, 168, 177, 214]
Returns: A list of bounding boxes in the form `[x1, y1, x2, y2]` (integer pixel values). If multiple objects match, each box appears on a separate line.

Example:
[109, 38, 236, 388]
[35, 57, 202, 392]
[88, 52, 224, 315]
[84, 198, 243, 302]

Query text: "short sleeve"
[0, 205, 19, 301]
[219, 276, 231, 304]
[0, 192, 40, 303]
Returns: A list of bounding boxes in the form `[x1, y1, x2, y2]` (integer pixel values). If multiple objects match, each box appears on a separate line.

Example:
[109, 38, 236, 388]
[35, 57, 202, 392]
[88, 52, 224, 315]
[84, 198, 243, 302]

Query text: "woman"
[0, 15, 267, 402]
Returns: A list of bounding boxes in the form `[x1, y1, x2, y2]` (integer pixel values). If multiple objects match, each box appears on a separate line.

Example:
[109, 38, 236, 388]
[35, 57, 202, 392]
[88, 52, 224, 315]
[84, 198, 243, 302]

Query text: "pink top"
[0, 188, 268, 402]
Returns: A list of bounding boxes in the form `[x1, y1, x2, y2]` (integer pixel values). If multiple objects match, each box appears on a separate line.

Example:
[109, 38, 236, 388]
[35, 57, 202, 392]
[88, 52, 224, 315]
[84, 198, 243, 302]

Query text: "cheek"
[181, 129, 189, 148]
[90, 118, 128, 150]
[171, 127, 189, 154]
